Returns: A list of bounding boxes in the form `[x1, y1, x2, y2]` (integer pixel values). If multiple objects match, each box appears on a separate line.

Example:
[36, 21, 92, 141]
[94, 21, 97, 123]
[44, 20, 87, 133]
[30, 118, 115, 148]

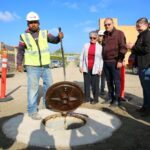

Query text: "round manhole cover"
[46, 81, 84, 112]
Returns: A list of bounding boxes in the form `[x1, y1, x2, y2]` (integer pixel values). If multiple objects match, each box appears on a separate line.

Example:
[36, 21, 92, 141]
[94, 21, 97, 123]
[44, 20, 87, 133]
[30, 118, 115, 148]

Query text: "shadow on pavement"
[70, 106, 150, 150]
[22, 122, 56, 150]
[0, 113, 24, 150]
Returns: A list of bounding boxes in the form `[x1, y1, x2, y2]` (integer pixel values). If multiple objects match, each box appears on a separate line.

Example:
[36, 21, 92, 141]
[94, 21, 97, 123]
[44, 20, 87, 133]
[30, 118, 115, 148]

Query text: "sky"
[0, 0, 150, 53]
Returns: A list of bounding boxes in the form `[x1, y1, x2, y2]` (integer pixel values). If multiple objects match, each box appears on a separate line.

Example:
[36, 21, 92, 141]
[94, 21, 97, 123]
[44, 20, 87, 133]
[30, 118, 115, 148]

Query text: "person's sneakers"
[29, 112, 42, 120]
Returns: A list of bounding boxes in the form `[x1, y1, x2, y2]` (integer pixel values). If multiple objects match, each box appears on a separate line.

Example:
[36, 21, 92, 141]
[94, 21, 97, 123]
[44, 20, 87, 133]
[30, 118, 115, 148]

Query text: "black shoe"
[136, 107, 146, 113]
[102, 100, 112, 104]
[90, 101, 98, 105]
[100, 90, 105, 96]
[84, 98, 90, 103]
[140, 109, 150, 117]
[110, 101, 120, 107]
[110, 100, 114, 104]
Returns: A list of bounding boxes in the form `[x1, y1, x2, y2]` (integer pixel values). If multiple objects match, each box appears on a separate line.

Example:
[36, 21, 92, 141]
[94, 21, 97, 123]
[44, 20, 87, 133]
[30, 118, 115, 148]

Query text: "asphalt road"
[0, 62, 150, 150]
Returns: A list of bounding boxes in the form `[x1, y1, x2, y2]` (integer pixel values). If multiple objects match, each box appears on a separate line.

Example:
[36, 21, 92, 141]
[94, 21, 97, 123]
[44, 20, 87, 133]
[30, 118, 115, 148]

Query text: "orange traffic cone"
[0, 43, 13, 102]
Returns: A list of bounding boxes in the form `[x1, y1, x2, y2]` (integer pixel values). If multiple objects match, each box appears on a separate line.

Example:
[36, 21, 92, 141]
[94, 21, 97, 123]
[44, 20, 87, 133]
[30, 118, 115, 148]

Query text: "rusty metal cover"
[46, 81, 84, 112]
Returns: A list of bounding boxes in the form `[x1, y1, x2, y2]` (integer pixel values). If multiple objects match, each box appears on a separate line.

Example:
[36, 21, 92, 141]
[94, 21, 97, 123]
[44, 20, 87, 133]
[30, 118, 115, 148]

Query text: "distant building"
[99, 18, 138, 64]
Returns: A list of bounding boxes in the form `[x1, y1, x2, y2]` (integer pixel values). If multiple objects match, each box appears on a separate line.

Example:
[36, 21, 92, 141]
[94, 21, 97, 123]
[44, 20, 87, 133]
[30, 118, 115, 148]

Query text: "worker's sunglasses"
[28, 21, 39, 24]
[104, 23, 111, 27]
[90, 37, 97, 40]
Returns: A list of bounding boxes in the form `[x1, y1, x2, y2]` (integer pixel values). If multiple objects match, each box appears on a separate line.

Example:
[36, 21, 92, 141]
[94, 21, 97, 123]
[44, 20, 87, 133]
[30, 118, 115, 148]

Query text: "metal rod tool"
[58, 27, 66, 81]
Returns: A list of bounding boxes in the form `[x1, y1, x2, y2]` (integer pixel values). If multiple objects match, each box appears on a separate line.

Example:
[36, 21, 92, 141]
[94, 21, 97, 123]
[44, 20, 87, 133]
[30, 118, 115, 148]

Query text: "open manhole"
[42, 81, 86, 130]
[2, 108, 121, 148]
[42, 113, 86, 130]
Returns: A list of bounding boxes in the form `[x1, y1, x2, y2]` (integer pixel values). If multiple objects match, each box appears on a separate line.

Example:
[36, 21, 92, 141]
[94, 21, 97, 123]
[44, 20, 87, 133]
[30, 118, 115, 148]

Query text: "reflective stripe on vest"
[21, 30, 50, 66]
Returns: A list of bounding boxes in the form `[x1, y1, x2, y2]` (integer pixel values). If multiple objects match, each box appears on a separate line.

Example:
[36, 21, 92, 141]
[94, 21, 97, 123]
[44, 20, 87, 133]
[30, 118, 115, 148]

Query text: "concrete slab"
[2, 108, 121, 149]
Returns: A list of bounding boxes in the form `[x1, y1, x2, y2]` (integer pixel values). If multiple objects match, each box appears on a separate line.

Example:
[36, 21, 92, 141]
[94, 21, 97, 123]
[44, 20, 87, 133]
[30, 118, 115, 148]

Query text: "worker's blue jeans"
[26, 66, 53, 115]
[139, 67, 150, 108]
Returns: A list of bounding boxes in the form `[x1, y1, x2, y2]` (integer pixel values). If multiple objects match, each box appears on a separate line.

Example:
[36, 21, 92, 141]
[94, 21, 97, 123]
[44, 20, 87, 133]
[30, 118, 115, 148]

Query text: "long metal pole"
[58, 27, 66, 81]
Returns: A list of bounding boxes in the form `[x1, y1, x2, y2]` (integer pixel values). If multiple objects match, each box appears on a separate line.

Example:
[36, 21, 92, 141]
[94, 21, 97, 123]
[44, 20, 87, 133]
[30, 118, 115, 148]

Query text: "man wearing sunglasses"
[17, 11, 63, 120]
[102, 18, 127, 106]
[127, 18, 150, 117]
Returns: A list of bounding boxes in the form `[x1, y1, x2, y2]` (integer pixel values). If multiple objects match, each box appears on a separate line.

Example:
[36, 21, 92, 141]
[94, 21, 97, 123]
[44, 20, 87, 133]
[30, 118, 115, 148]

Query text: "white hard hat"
[26, 11, 40, 21]
[98, 30, 105, 36]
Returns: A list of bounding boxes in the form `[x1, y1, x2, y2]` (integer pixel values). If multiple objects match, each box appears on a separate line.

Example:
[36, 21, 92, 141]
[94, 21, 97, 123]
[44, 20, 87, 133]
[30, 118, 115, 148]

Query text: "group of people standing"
[17, 11, 150, 119]
[79, 17, 150, 117]
[79, 18, 127, 106]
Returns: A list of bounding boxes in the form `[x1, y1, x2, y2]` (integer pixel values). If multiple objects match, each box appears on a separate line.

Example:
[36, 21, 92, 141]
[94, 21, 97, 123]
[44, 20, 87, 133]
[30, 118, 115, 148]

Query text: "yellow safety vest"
[21, 30, 50, 66]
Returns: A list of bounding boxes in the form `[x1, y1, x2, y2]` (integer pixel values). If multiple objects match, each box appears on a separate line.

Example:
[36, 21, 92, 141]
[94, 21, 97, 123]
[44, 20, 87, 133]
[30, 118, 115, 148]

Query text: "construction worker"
[17, 11, 64, 120]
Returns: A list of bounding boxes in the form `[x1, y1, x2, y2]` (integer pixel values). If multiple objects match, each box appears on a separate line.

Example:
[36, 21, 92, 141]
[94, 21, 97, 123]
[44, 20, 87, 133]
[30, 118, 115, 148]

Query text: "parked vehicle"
[50, 60, 62, 68]
[127, 53, 138, 75]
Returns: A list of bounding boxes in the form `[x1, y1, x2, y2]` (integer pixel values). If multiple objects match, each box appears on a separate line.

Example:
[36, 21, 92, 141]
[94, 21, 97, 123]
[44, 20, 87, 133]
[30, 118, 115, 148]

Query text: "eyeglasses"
[136, 23, 145, 28]
[104, 23, 111, 27]
[90, 37, 97, 40]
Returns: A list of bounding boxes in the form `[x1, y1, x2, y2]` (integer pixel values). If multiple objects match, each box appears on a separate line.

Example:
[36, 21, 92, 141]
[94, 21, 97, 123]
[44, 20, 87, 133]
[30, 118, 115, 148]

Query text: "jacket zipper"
[35, 39, 42, 66]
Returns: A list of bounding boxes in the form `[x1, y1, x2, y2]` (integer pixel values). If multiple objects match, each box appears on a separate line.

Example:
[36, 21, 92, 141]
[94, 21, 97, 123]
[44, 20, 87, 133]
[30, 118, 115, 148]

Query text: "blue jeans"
[26, 66, 53, 114]
[139, 67, 150, 108]
[103, 62, 120, 102]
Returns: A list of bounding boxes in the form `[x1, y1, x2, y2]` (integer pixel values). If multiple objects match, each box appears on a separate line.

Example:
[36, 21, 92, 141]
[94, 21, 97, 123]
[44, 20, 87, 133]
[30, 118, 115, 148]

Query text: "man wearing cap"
[98, 30, 106, 96]
[17, 11, 64, 120]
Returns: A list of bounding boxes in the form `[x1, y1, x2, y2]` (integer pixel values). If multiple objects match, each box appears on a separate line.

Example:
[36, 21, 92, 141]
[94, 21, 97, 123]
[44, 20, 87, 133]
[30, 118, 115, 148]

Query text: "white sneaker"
[29, 113, 42, 120]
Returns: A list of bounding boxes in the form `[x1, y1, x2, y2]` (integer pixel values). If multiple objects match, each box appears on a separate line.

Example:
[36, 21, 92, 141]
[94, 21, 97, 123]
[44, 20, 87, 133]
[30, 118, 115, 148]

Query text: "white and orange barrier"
[0, 44, 13, 102]
[120, 62, 126, 101]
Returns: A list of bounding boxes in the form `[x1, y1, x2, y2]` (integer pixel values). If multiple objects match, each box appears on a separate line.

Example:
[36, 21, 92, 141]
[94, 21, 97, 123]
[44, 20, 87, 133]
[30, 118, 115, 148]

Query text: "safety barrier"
[0, 43, 13, 102]
[120, 62, 128, 101]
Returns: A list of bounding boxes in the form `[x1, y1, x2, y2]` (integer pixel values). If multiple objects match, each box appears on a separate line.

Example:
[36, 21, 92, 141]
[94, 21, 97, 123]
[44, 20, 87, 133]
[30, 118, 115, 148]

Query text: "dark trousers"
[103, 62, 120, 102]
[139, 67, 150, 108]
[100, 70, 106, 91]
[83, 70, 99, 102]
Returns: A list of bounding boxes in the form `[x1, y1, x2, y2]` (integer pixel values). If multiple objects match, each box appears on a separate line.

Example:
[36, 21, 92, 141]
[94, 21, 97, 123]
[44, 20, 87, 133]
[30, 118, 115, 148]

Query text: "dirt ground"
[0, 62, 150, 150]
